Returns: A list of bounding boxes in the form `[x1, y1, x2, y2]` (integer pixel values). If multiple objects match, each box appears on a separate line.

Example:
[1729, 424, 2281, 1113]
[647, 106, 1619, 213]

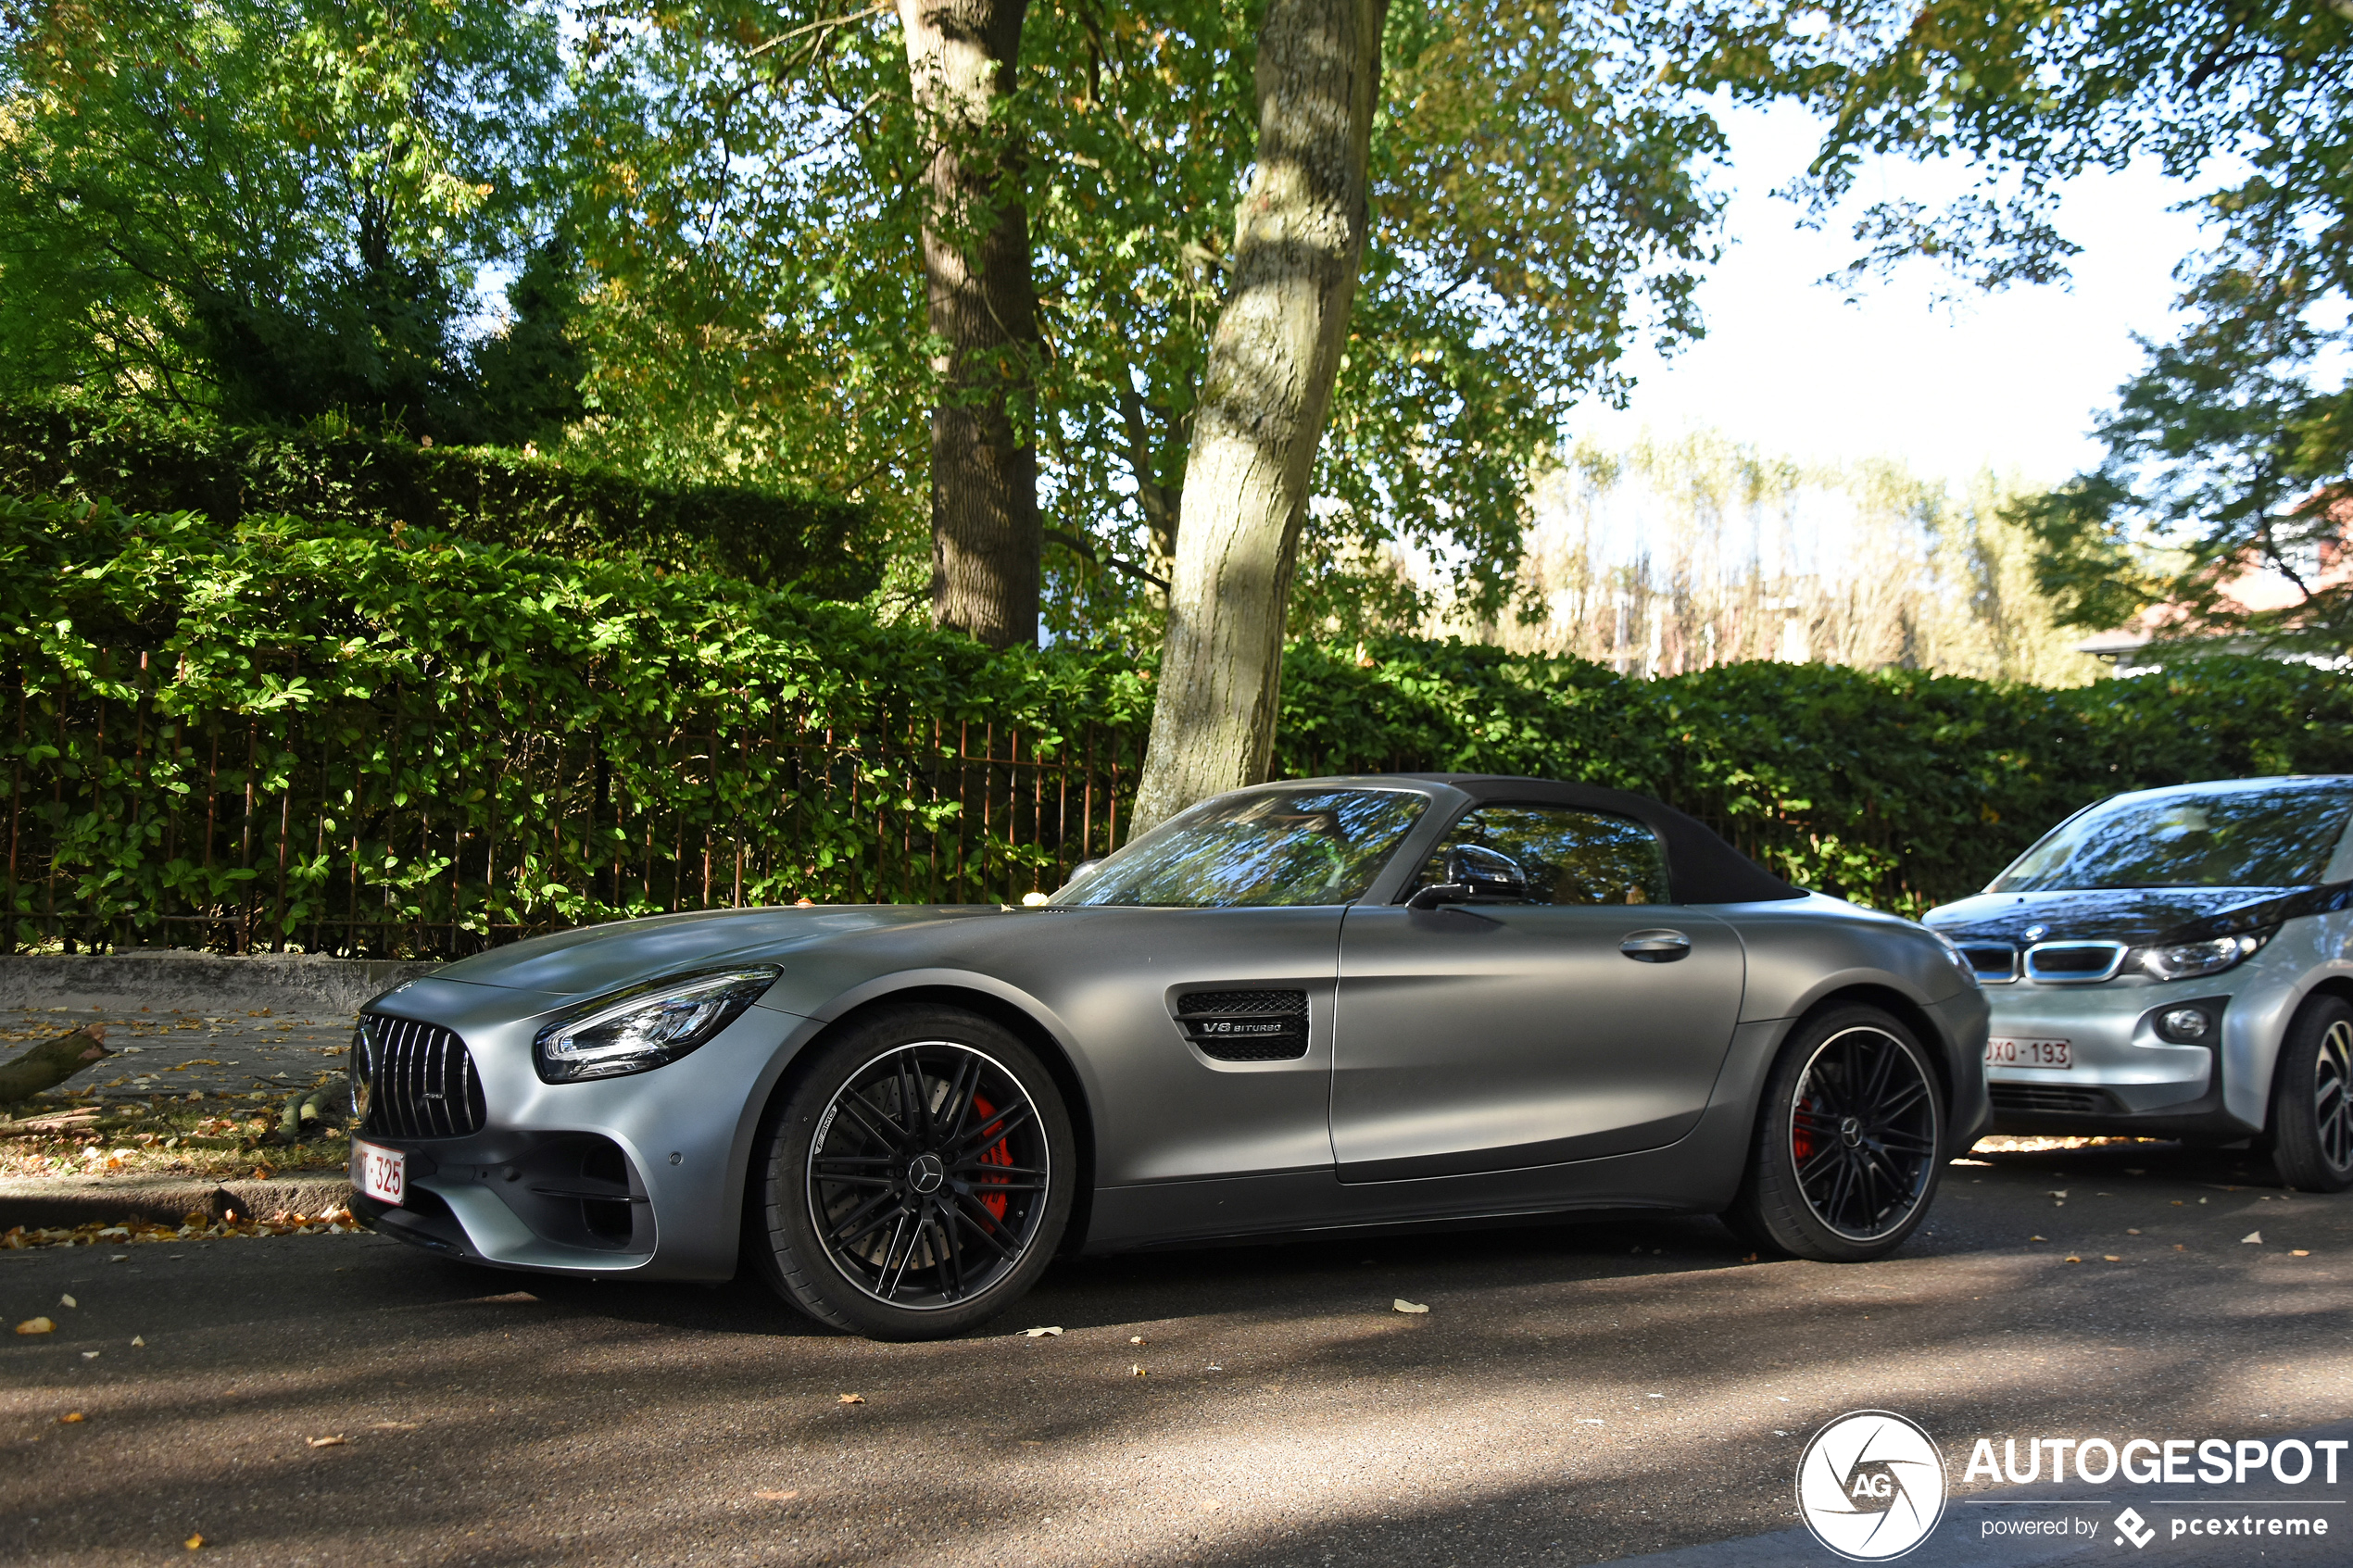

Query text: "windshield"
[1053, 787, 1428, 908]
[1992, 784, 2353, 893]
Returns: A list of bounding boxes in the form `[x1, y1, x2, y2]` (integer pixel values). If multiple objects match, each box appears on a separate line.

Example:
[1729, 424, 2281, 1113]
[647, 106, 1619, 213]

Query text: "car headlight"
[2138, 934, 2267, 982]
[1927, 928, 1981, 987]
[535, 967, 780, 1083]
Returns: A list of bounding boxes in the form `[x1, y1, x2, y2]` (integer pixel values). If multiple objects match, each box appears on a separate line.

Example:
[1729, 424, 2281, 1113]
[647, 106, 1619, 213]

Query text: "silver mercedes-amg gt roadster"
[347, 775, 1991, 1338]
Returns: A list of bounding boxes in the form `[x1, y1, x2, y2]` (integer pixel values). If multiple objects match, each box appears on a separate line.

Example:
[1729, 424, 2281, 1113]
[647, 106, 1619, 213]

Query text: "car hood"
[422, 904, 1004, 1000]
[1924, 886, 2313, 947]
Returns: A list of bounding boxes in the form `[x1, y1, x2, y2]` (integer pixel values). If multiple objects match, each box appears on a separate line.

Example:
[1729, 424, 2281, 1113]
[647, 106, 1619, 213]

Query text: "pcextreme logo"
[1796, 1411, 1949, 1562]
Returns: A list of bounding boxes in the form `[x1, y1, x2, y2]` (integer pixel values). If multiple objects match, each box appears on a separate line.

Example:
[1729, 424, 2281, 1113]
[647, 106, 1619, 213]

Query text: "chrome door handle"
[1620, 929, 1692, 962]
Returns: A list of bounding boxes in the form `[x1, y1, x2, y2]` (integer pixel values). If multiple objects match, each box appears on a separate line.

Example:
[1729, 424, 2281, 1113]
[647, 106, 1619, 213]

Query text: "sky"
[1567, 97, 2213, 492]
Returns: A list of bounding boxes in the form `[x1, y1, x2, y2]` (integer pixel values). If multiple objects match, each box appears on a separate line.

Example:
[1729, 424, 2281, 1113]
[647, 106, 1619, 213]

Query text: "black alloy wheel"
[2271, 997, 2353, 1193]
[1724, 1004, 1947, 1263]
[753, 1005, 1074, 1339]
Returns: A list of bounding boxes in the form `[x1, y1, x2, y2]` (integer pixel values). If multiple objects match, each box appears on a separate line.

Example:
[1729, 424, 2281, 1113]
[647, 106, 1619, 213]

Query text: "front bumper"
[347, 977, 816, 1280]
[1978, 975, 2260, 1138]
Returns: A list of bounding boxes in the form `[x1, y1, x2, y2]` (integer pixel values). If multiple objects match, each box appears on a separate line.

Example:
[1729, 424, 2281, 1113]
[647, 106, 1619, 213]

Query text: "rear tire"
[750, 1005, 1076, 1340]
[2270, 997, 2353, 1193]
[1723, 1006, 1946, 1263]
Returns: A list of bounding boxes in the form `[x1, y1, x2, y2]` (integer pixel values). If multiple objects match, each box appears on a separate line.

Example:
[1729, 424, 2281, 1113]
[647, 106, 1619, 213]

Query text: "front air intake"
[355, 1016, 487, 1138]
[1172, 989, 1310, 1061]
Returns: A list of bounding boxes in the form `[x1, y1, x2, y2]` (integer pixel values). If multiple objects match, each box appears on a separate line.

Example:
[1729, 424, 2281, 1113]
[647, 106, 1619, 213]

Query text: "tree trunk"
[1128, 0, 1386, 833]
[0, 1026, 112, 1107]
[901, 0, 1041, 650]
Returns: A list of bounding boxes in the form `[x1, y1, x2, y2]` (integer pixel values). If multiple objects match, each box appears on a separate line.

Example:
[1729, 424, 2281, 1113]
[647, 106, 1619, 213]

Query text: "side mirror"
[1406, 845, 1529, 909]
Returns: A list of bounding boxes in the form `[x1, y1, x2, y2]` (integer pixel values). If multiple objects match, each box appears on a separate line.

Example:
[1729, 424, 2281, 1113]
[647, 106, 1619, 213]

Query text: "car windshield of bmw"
[1053, 787, 1427, 907]
[1992, 783, 2353, 892]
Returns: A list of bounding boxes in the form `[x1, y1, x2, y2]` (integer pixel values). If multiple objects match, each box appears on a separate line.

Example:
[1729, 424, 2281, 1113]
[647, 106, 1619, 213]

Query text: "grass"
[0, 1094, 352, 1181]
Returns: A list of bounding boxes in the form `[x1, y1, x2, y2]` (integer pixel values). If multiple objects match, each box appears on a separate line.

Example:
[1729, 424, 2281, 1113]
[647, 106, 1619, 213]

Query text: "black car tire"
[750, 1005, 1076, 1340]
[1723, 1005, 1946, 1263]
[2269, 996, 2353, 1193]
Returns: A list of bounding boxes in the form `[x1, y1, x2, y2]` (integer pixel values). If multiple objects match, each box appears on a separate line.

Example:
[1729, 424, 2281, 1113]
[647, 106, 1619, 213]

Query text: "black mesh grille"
[1991, 1084, 2116, 1116]
[1174, 989, 1309, 1061]
[357, 1015, 487, 1138]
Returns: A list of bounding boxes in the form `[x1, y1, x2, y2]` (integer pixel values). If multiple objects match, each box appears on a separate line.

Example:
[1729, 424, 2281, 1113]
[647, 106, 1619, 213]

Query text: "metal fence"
[5, 652, 1142, 960]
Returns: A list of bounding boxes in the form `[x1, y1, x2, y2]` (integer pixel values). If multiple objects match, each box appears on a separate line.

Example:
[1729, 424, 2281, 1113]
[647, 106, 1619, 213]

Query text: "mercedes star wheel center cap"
[906, 1152, 946, 1195]
[1841, 1115, 1864, 1147]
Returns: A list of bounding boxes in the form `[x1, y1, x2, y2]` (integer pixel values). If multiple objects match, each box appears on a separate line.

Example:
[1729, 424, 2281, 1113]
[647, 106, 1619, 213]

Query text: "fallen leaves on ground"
[17, 1316, 54, 1335]
[58, 1411, 83, 1423]
[1392, 1298, 1428, 1314]
[306, 1435, 346, 1448]
[1022, 1326, 1062, 1338]
[3, 1209, 362, 1250]
[184, 1533, 204, 1550]
[836, 1393, 864, 1406]
[753, 1490, 799, 1501]
[2294, 1248, 2311, 1257]
[2244, 1231, 2263, 1244]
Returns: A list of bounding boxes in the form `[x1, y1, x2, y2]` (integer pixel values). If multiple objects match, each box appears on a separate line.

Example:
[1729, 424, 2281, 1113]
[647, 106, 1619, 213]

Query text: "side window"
[1416, 804, 1669, 906]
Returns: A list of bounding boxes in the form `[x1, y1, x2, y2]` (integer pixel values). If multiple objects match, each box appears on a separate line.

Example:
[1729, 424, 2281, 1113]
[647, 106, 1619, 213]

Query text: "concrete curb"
[0, 1172, 353, 1230]
[0, 952, 441, 1019]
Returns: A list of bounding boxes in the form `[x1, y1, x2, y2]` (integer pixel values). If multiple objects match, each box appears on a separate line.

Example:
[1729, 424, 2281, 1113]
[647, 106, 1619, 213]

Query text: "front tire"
[1724, 1006, 1946, 1262]
[2270, 997, 2353, 1193]
[751, 1006, 1076, 1340]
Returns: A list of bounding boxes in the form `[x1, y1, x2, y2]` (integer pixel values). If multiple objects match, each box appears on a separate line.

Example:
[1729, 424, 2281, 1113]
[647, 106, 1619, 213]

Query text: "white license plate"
[1986, 1036, 2072, 1070]
[356, 1141, 406, 1204]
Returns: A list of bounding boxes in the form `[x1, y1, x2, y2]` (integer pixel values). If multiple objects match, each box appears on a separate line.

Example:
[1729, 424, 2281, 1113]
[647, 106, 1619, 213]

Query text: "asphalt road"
[3, 1139, 2349, 1568]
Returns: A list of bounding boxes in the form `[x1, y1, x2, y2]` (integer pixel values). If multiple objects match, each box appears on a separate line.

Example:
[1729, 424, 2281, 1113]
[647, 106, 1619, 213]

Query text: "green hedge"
[4, 491, 2348, 955]
[0, 399, 883, 600]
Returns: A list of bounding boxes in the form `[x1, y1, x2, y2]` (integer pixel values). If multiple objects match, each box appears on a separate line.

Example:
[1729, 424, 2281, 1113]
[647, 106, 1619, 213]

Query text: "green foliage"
[1, 493, 1148, 953]
[9, 494, 2349, 953]
[565, 2, 1728, 640]
[1292, 639, 2353, 915]
[0, 400, 883, 599]
[0, 0, 571, 443]
[1684, 2, 2353, 654]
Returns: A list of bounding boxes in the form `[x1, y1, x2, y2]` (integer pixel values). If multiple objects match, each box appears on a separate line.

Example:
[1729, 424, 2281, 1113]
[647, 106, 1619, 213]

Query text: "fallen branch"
[0, 1106, 105, 1139]
[0, 1027, 112, 1107]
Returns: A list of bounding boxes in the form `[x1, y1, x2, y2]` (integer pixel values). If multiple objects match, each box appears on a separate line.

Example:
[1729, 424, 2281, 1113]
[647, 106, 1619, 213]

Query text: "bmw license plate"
[356, 1141, 406, 1204]
[1986, 1036, 2071, 1070]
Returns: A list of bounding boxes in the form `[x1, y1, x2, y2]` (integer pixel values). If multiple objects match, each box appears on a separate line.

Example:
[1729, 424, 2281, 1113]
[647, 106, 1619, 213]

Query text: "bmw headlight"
[2138, 934, 2267, 983]
[534, 967, 780, 1083]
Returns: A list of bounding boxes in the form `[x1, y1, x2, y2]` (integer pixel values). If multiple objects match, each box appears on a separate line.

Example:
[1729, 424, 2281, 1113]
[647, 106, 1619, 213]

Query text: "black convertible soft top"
[1396, 773, 1806, 905]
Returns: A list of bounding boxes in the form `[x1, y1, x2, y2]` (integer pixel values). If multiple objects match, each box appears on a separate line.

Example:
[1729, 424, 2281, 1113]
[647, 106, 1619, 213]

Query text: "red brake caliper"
[1792, 1093, 1818, 1164]
[969, 1094, 1013, 1221]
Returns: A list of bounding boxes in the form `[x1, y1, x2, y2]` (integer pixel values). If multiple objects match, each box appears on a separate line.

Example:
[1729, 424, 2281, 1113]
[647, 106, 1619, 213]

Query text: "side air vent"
[355, 1015, 487, 1138]
[1172, 989, 1310, 1062]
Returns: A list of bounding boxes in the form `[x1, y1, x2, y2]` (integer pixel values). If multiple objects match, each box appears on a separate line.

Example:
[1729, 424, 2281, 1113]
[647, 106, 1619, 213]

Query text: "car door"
[1330, 802, 1747, 1183]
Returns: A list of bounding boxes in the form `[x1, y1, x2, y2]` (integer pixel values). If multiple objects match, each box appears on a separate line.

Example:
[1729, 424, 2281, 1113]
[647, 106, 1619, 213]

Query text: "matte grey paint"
[349, 776, 1993, 1279]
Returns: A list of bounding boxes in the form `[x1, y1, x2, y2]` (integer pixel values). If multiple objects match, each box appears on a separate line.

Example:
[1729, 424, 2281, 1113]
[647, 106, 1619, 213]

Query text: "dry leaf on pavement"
[184, 1534, 204, 1550]
[1023, 1326, 1063, 1338]
[2243, 1231, 2263, 1244]
[17, 1316, 53, 1335]
[306, 1435, 346, 1448]
[1393, 1298, 1428, 1314]
[837, 1393, 865, 1405]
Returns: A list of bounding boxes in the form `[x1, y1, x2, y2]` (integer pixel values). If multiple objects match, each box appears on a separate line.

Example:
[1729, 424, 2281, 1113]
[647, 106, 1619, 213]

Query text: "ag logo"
[1795, 1410, 1947, 1561]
